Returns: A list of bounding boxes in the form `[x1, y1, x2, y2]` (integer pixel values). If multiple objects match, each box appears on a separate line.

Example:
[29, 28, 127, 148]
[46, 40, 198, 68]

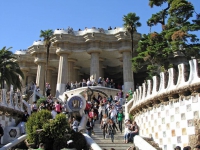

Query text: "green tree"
[39, 30, 53, 95]
[0, 46, 24, 89]
[133, 0, 200, 77]
[123, 13, 142, 57]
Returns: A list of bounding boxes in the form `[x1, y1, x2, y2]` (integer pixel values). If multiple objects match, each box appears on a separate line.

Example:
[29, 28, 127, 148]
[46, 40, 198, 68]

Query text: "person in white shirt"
[109, 105, 117, 123]
[51, 107, 57, 119]
[90, 77, 95, 86]
[114, 93, 119, 103]
[86, 79, 91, 86]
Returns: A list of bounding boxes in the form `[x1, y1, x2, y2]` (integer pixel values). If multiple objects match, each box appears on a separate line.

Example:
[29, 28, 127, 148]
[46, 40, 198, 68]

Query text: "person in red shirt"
[85, 101, 91, 114]
[55, 101, 61, 114]
[88, 108, 97, 124]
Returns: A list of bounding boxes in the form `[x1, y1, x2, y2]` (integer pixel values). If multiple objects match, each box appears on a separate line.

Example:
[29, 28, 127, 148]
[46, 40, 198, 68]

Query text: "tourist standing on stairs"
[117, 110, 124, 133]
[20, 110, 29, 135]
[100, 114, 108, 139]
[71, 117, 79, 132]
[107, 119, 118, 143]
[109, 105, 117, 123]
[88, 108, 97, 125]
[86, 118, 93, 136]
[0, 124, 4, 145]
[98, 102, 105, 123]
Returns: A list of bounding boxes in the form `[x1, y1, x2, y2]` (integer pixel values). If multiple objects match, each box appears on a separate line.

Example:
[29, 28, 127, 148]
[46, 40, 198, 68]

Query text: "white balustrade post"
[1, 89, 8, 106]
[8, 85, 14, 108]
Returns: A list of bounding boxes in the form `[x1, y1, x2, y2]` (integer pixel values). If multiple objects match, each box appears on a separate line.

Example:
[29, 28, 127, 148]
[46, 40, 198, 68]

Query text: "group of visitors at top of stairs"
[65, 77, 122, 90]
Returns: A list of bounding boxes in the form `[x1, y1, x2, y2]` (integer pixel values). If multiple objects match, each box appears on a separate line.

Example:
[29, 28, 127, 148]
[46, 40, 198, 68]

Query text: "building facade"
[15, 27, 141, 97]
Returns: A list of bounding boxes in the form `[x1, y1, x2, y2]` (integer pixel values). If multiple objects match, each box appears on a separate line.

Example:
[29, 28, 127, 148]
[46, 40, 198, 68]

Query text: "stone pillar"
[27, 75, 35, 85]
[120, 49, 134, 95]
[51, 73, 57, 97]
[20, 67, 29, 88]
[74, 66, 81, 82]
[56, 48, 71, 97]
[68, 58, 77, 83]
[35, 62, 45, 95]
[88, 50, 101, 81]
[21, 71, 27, 88]
[47, 67, 55, 88]
[99, 58, 105, 78]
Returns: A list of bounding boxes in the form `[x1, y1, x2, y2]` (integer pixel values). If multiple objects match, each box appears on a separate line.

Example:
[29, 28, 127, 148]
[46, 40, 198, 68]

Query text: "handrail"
[0, 135, 27, 150]
[83, 133, 102, 150]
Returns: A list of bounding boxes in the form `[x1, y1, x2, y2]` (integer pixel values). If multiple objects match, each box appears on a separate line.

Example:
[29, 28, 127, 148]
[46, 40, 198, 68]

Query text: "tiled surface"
[135, 95, 200, 150]
[0, 115, 16, 143]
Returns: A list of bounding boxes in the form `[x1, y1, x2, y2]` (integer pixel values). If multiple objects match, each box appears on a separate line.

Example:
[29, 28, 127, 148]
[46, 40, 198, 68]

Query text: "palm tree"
[123, 13, 141, 57]
[0, 46, 24, 90]
[39, 30, 53, 95]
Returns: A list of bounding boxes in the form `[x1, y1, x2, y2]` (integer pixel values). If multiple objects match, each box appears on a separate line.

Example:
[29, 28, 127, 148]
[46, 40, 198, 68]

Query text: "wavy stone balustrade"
[0, 88, 25, 116]
[128, 59, 200, 114]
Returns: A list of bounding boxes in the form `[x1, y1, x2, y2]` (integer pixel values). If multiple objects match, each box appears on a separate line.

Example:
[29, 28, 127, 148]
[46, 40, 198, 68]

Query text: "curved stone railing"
[0, 88, 24, 114]
[127, 59, 200, 114]
[62, 86, 120, 100]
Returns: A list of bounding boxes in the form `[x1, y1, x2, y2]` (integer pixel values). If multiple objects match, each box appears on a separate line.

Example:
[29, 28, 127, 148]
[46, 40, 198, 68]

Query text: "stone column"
[27, 75, 35, 85]
[51, 73, 57, 97]
[47, 67, 55, 88]
[99, 58, 105, 78]
[88, 50, 102, 81]
[74, 66, 81, 82]
[20, 67, 29, 88]
[68, 58, 77, 83]
[35, 61, 45, 95]
[120, 49, 134, 95]
[56, 48, 71, 97]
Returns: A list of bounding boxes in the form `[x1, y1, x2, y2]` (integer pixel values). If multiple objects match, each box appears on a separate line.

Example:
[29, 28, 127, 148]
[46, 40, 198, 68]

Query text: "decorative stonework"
[126, 59, 200, 150]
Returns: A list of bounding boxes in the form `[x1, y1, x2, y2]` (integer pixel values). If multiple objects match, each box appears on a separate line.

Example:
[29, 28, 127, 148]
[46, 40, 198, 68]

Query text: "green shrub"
[26, 110, 52, 145]
[26, 110, 71, 150]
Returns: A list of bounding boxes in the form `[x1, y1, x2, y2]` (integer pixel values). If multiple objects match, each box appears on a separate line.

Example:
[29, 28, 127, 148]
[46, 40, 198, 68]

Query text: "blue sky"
[0, 0, 199, 53]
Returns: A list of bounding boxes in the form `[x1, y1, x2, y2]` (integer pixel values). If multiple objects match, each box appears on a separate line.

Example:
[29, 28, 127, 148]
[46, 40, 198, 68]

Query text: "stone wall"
[0, 88, 25, 144]
[126, 59, 200, 150]
[134, 95, 200, 149]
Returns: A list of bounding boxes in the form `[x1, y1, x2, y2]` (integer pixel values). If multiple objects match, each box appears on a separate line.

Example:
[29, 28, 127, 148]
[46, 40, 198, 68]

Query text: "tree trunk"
[44, 43, 51, 96]
[131, 32, 134, 58]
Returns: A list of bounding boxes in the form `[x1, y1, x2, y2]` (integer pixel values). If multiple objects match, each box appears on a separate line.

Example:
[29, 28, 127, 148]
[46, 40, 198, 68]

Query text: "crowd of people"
[65, 77, 121, 90]
[1, 80, 199, 150]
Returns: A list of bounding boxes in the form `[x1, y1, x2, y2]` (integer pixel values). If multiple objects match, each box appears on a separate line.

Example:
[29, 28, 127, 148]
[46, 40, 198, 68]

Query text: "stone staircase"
[91, 123, 133, 150]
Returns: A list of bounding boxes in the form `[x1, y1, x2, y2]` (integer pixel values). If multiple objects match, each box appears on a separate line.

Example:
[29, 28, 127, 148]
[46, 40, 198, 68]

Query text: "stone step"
[97, 143, 133, 150]
[92, 123, 131, 150]
[92, 136, 124, 140]
[92, 139, 127, 143]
